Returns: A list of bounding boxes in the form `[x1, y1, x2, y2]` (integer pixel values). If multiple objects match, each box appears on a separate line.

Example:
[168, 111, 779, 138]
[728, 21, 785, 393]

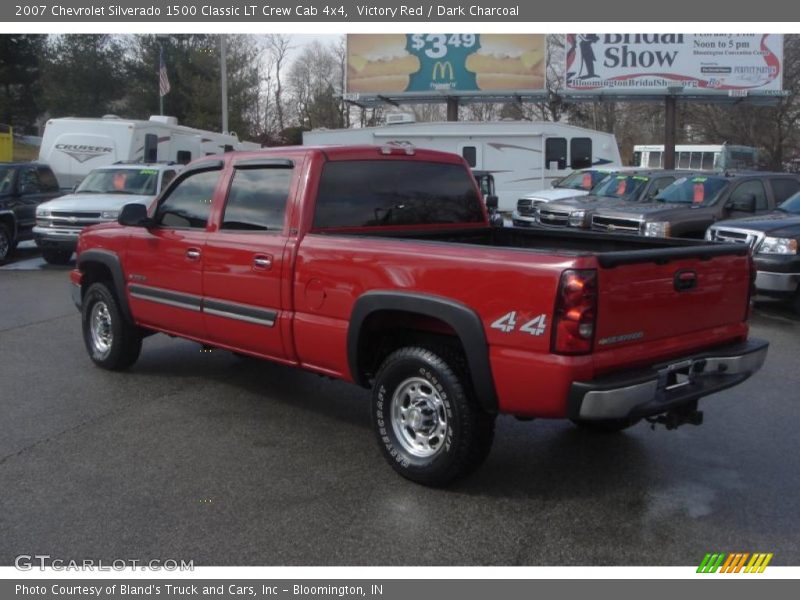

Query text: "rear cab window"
[313, 160, 483, 229]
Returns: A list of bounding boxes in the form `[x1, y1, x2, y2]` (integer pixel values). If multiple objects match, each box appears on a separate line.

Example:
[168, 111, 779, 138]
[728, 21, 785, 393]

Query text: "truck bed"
[334, 225, 750, 266]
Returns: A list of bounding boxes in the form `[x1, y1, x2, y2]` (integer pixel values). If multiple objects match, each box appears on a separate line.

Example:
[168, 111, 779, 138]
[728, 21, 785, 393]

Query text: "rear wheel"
[81, 282, 142, 370]
[42, 248, 73, 265]
[0, 222, 13, 263]
[570, 417, 641, 433]
[372, 345, 495, 486]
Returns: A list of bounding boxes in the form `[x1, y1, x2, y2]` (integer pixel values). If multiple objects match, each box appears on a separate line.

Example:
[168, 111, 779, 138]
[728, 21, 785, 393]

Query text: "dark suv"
[590, 172, 800, 238]
[0, 162, 62, 263]
[708, 191, 800, 313]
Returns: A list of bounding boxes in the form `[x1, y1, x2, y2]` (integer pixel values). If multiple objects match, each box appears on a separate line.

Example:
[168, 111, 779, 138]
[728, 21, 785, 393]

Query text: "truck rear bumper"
[568, 338, 769, 420]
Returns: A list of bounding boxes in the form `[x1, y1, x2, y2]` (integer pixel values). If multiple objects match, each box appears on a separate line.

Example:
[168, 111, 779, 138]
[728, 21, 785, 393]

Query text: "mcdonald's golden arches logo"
[432, 61, 455, 81]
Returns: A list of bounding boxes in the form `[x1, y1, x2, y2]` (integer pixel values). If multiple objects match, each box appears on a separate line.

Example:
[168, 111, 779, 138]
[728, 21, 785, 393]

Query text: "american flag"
[159, 47, 171, 97]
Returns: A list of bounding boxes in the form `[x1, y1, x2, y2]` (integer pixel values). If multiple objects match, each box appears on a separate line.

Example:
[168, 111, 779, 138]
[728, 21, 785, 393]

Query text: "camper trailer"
[39, 115, 261, 189]
[303, 117, 621, 212]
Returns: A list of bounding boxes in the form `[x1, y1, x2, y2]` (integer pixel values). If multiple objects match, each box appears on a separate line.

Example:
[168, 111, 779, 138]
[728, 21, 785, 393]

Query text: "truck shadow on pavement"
[131, 342, 652, 499]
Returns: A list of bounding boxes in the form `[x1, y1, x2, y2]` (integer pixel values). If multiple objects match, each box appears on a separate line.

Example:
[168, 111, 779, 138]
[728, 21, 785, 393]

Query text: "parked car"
[70, 145, 766, 486]
[0, 162, 62, 263]
[511, 166, 620, 227]
[707, 191, 800, 313]
[535, 169, 689, 229]
[33, 162, 182, 264]
[590, 172, 800, 238]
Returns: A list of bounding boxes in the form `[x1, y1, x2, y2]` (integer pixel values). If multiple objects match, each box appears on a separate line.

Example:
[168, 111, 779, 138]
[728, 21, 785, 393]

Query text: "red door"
[201, 160, 296, 360]
[124, 165, 224, 339]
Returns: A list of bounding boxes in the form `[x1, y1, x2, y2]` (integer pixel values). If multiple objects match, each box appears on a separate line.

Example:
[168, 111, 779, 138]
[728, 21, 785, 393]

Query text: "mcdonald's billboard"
[345, 34, 546, 95]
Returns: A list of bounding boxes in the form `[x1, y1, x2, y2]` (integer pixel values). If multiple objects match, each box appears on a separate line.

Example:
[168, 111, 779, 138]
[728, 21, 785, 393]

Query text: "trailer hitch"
[646, 401, 704, 430]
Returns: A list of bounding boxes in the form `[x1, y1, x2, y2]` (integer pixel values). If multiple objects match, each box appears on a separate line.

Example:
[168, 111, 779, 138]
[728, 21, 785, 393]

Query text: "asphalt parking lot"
[1, 246, 799, 566]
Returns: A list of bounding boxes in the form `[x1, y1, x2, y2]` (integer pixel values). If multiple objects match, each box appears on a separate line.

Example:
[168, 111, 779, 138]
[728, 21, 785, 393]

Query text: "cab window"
[221, 167, 292, 232]
[154, 169, 220, 229]
[730, 180, 768, 211]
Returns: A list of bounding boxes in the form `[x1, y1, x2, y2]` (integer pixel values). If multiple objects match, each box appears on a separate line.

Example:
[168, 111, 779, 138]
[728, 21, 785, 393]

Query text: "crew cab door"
[124, 162, 224, 339]
[201, 158, 296, 360]
[15, 166, 60, 235]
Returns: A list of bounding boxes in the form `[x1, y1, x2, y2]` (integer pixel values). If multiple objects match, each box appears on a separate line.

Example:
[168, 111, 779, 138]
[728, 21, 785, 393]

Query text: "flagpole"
[158, 43, 164, 116]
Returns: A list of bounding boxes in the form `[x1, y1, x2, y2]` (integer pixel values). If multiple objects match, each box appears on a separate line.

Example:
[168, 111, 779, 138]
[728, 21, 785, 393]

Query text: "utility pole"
[446, 97, 459, 122]
[220, 35, 229, 134]
[663, 91, 680, 169]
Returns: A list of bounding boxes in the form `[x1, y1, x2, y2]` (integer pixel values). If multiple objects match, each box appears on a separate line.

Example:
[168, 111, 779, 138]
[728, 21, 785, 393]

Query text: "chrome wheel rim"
[390, 377, 448, 458]
[89, 301, 113, 357]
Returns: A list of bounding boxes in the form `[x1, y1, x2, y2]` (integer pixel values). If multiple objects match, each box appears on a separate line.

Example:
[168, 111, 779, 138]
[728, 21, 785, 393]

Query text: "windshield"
[556, 169, 609, 191]
[76, 168, 159, 195]
[593, 174, 649, 200]
[0, 166, 16, 194]
[778, 191, 800, 214]
[654, 176, 729, 206]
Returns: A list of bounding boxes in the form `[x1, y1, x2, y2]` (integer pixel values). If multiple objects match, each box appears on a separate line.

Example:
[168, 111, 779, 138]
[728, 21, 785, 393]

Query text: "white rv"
[39, 115, 261, 189]
[303, 117, 621, 212]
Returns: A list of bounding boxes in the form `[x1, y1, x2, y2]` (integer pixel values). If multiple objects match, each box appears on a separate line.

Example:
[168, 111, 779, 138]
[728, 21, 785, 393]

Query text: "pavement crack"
[0, 387, 186, 467]
[0, 312, 75, 335]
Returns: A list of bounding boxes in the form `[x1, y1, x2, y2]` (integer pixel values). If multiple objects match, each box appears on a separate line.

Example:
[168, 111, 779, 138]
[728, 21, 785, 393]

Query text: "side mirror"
[118, 203, 153, 227]
[485, 194, 499, 211]
[730, 194, 756, 212]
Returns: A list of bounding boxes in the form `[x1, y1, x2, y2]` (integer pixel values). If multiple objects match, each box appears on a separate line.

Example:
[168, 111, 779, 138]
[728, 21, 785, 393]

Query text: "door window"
[19, 167, 41, 194]
[545, 138, 567, 170]
[154, 169, 220, 229]
[221, 167, 292, 232]
[730, 179, 767, 210]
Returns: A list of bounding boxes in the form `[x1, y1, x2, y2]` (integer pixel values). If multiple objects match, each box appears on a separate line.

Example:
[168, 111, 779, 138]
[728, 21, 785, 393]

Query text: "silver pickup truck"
[34, 163, 181, 264]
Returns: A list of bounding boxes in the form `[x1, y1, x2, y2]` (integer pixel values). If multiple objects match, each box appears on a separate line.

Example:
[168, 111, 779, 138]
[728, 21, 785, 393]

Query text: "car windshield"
[76, 168, 158, 195]
[654, 176, 729, 206]
[777, 191, 800, 214]
[0, 166, 16, 194]
[593, 174, 649, 200]
[556, 169, 609, 191]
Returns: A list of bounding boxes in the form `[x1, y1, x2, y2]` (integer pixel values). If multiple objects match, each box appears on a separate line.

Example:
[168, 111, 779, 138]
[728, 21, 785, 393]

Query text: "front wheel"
[0, 222, 14, 263]
[81, 282, 142, 370]
[372, 346, 495, 486]
[42, 248, 73, 265]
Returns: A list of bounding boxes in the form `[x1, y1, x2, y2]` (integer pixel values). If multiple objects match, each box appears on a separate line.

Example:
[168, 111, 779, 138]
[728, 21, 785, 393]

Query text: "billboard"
[565, 34, 783, 95]
[346, 34, 546, 96]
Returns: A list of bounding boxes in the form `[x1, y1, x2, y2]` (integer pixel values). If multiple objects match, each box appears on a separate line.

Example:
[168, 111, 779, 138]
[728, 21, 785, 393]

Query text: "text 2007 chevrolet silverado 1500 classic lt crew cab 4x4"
[70, 145, 768, 486]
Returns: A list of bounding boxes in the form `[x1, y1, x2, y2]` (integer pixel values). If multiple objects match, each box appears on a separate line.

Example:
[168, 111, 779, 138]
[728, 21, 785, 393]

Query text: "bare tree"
[265, 34, 291, 134]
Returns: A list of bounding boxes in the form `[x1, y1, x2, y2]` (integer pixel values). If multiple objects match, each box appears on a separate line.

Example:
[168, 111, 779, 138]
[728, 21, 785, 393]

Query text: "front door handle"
[253, 255, 272, 270]
[186, 248, 201, 260]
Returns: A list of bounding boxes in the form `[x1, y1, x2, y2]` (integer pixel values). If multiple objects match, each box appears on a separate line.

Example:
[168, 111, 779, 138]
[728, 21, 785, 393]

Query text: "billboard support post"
[447, 97, 459, 122]
[664, 95, 677, 169]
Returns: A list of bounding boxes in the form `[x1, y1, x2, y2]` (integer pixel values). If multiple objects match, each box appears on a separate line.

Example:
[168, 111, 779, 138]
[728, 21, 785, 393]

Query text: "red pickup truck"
[70, 145, 768, 486]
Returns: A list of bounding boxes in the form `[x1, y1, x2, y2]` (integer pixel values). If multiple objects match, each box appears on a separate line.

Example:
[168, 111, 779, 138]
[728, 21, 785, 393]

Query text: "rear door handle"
[186, 248, 201, 260]
[253, 255, 272, 270]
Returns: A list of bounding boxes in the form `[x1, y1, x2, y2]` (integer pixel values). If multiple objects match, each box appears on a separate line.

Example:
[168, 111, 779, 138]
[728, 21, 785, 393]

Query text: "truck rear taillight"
[746, 254, 756, 319]
[552, 269, 598, 355]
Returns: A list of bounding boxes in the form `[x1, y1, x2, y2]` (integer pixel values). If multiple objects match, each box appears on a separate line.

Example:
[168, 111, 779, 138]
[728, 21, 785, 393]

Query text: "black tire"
[81, 282, 142, 370]
[0, 222, 13, 264]
[570, 417, 641, 433]
[792, 288, 800, 316]
[372, 346, 496, 486]
[42, 248, 73, 265]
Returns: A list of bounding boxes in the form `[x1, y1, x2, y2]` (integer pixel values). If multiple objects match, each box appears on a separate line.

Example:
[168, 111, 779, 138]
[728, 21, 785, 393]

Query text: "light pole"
[220, 35, 228, 134]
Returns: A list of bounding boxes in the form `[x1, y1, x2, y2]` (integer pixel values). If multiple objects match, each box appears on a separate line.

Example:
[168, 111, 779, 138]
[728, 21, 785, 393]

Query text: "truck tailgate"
[594, 251, 750, 366]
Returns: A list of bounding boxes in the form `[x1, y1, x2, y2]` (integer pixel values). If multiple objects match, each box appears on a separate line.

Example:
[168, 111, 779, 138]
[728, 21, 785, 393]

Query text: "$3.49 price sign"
[409, 34, 478, 59]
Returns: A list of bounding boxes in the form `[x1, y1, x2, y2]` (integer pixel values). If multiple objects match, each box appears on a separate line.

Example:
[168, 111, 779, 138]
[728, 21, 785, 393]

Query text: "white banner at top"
[565, 34, 783, 95]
